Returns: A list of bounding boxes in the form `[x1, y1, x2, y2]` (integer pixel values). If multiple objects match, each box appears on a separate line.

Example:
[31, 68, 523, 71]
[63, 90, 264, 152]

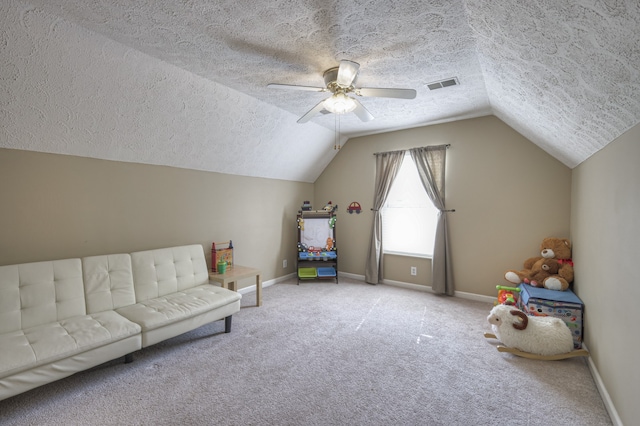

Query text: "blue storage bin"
[317, 267, 336, 278]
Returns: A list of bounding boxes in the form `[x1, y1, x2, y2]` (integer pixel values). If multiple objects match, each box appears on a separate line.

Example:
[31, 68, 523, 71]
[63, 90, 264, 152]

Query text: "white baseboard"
[453, 290, 495, 304]
[340, 273, 495, 304]
[381, 277, 495, 304]
[381, 278, 434, 293]
[582, 343, 622, 426]
[338, 272, 435, 293]
[338, 271, 365, 281]
[236, 272, 294, 295]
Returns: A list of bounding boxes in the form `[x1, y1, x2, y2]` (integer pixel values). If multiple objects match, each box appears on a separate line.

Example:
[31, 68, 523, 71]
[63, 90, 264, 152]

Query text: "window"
[382, 153, 438, 257]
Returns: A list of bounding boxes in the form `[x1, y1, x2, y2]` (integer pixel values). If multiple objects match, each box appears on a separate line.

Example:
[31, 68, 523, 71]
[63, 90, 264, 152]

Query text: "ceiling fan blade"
[357, 87, 417, 99]
[352, 99, 374, 122]
[297, 99, 328, 123]
[268, 83, 326, 92]
[336, 60, 360, 87]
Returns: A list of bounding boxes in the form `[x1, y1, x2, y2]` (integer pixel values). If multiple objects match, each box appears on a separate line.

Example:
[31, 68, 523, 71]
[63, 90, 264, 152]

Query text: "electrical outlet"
[283, 259, 288, 268]
[410, 266, 417, 276]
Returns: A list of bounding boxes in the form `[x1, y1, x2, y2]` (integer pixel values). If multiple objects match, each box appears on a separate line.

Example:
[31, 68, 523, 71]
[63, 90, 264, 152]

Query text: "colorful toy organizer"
[211, 240, 233, 272]
[296, 208, 338, 284]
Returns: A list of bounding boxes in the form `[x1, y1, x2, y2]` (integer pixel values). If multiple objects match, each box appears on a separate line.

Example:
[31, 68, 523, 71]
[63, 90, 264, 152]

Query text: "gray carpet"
[0, 278, 611, 425]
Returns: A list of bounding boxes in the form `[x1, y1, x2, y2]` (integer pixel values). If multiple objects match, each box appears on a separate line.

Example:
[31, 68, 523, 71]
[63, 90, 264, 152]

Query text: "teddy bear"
[504, 237, 574, 291]
[528, 258, 560, 288]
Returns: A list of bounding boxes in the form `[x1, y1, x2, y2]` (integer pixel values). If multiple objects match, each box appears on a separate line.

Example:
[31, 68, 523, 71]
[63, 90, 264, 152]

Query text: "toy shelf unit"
[296, 209, 338, 284]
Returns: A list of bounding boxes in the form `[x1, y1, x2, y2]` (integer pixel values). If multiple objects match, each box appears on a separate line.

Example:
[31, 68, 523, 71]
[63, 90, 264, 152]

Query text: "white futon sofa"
[0, 244, 241, 400]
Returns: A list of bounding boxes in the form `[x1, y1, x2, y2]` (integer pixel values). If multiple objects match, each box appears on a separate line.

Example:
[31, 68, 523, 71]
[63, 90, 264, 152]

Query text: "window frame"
[381, 152, 438, 258]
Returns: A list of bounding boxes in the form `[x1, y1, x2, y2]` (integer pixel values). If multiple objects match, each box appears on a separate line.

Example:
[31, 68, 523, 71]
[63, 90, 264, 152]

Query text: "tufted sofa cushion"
[83, 254, 137, 314]
[116, 285, 240, 331]
[0, 259, 85, 335]
[0, 311, 140, 379]
[129, 245, 211, 302]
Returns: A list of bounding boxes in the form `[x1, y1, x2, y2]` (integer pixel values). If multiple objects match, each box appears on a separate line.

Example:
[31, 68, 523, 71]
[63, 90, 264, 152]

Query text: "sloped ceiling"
[2, 0, 639, 182]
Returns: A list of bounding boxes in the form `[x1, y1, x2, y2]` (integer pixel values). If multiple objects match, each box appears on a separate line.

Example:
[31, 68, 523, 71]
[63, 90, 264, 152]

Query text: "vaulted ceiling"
[3, 0, 639, 182]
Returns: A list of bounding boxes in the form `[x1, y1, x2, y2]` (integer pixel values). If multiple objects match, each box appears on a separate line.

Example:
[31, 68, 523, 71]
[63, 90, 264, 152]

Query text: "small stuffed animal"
[528, 258, 560, 288]
[504, 237, 574, 291]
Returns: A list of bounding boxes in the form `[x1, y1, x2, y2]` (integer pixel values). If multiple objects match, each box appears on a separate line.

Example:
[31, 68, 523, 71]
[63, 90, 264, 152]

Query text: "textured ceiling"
[2, 0, 639, 181]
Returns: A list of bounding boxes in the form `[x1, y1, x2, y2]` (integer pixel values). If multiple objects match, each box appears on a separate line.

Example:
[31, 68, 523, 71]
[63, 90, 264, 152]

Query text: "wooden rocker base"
[484, 333, 590, 361]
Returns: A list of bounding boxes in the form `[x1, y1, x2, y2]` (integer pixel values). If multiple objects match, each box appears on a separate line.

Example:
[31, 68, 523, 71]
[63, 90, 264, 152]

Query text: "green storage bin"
[298, 267, 317, 278]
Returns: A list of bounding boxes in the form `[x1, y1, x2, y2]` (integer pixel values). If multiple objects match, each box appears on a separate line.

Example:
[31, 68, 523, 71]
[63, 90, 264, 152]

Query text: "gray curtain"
[364, 151, 405, 284]
[409, 145, 454, 295]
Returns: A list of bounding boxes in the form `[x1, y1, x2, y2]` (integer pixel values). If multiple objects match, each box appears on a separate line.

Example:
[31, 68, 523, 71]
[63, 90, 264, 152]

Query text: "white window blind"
[382, 153, 438, 257]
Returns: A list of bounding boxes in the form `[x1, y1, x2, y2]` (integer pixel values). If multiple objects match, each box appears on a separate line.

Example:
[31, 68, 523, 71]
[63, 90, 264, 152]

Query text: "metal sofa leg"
[225, 315, 232, 333]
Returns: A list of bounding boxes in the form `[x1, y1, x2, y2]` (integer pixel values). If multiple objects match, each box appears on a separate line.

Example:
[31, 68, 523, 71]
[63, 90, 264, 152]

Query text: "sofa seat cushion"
[115, 285, 241, 332]
[0, 311, 141, 379]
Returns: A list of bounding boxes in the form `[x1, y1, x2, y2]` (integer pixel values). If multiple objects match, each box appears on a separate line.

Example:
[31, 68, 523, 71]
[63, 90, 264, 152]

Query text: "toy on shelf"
[495, 285, 521, 305]
[211, 240, 233, 272]
[323, 201, 338, 213]
[298, 201, 338, 215]
[325, 237, 334, 251]
[216, 260, 228, 274]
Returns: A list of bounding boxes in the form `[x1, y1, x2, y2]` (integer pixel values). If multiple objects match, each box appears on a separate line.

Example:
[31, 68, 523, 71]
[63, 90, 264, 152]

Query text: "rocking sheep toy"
[484, 304, 589, 360]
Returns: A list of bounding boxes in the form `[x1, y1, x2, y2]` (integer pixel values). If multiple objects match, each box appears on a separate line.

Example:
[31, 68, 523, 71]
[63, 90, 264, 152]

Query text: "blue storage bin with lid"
[517, 283, 584, 349]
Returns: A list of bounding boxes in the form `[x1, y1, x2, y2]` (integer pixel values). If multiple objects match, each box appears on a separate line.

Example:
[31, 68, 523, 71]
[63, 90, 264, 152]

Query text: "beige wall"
[571, 122, 640, 425]
[0, 149, 312, 287]
[314, 116, 572, 296]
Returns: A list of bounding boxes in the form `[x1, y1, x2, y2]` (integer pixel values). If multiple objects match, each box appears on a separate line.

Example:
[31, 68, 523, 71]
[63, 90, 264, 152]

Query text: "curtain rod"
[373, 144, 450, 156]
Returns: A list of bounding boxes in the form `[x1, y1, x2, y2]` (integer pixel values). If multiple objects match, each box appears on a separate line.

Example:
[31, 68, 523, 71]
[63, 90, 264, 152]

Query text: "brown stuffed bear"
[528, 258, 560, 288]
[504, 237, 574, 291]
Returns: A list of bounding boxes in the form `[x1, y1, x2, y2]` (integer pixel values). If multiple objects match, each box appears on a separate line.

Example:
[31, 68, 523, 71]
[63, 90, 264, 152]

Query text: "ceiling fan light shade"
[323, 93, 357, 114]
[336, 60, 360, 87]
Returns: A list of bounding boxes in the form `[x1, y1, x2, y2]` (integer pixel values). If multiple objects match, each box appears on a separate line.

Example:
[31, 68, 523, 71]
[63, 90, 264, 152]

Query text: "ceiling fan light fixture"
[324, 93, 357, 114]
[336, 60, 360, 87]
[270, 59, 415, 123]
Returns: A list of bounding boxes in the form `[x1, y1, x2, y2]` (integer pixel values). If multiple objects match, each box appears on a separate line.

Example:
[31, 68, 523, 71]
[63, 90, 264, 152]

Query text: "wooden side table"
[209, 265, 262, 306]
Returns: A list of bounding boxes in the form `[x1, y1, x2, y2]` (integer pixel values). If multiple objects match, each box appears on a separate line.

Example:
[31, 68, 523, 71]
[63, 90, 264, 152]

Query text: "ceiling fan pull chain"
[334, 113, 340, 150]
[337, 114, 341, 150]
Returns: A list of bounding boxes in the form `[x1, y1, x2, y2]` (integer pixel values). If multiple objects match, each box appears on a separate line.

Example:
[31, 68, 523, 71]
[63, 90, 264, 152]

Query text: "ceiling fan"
[267, 60, 417, 123]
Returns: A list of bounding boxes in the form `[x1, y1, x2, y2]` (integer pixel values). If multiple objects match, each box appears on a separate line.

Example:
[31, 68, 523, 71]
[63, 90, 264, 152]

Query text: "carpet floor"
[0, 277, 612, 425]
